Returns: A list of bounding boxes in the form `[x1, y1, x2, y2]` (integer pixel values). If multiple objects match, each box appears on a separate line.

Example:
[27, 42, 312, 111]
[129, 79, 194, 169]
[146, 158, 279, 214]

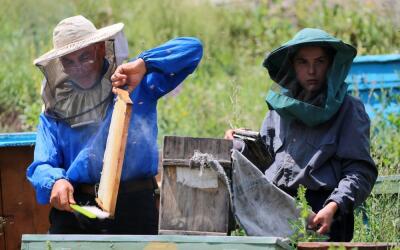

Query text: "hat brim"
[34, 23, 124, 65]
[263, 40, 356, 82]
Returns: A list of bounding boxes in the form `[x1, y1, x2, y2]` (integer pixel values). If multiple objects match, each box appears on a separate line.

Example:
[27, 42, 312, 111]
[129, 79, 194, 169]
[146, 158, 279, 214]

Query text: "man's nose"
[308, 64, 316, 75]
[75, 66, 84, 73]
[70, 63, 85, 74]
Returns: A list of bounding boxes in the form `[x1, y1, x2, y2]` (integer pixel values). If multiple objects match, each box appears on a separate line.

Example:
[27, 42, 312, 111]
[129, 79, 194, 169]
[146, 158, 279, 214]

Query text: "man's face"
[60, 43, 105, 89]
[293, 46, 331, 94]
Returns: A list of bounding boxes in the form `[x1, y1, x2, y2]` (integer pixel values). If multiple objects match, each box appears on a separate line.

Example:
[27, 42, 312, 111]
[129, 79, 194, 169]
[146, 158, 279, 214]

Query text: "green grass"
[0, 0, 399, 242]
[354, 193, 400, 242]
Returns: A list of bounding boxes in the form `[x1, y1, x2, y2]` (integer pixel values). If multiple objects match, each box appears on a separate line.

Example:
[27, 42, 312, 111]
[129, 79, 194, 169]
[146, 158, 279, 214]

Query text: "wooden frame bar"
[96, 89, 132, 217]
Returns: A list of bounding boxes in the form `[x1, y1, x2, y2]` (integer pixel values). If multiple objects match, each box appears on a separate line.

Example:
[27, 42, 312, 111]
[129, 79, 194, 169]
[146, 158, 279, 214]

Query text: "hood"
[263, 28, 357, 127]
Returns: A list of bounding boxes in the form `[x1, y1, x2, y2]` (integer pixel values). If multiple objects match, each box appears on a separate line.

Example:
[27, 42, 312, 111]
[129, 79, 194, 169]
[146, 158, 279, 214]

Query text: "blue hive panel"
[346, 54, 400, 119]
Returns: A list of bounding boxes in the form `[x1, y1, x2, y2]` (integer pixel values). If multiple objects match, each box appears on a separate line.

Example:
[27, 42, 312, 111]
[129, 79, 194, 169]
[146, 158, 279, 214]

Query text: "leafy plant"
[46, 240, 52, 250]
[327, 245, 347, 250]
[230, 226, 246, 236]
[288, 185, 328, 248]
[353, 192, 400, 242]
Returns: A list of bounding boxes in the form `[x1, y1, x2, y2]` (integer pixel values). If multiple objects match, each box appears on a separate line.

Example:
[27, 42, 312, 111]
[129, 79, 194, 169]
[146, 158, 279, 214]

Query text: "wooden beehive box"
[159, 136, 232, 235]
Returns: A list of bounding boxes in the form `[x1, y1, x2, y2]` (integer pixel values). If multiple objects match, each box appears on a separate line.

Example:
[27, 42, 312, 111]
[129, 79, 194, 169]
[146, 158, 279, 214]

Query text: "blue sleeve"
[26, 114, 66, 204]
[137, 37, 203, 99]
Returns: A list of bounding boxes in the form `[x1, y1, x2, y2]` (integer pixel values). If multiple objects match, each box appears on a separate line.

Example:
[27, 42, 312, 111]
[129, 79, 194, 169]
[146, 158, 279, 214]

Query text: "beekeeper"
[226, 28, 377, 241]
[27, 15, 203, 234]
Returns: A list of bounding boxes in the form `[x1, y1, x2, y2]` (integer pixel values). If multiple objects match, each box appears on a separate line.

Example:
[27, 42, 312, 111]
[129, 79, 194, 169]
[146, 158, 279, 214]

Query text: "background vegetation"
[0, 0, 398, 242]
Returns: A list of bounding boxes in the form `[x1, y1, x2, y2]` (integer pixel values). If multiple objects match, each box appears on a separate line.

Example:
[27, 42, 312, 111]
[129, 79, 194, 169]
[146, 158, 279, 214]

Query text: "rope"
[189, 150, 232, 198]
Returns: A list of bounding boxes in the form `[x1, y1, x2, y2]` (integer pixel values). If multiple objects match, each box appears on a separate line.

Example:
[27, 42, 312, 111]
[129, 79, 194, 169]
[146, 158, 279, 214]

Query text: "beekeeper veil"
[266, 43, 336, 107]
[34, 15, 129, 127]
[262, 28, 357, 127]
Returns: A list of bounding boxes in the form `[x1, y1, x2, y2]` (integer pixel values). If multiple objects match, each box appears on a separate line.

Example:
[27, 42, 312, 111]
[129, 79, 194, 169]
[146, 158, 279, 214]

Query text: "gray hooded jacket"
[261, 95, 377, 214]
[261, 28, 377, 214]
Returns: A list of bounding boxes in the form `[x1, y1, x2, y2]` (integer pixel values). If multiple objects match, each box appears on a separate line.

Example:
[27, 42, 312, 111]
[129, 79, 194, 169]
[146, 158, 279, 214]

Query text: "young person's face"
[60, 43, 105, 89]
[293, 46, 331, 94]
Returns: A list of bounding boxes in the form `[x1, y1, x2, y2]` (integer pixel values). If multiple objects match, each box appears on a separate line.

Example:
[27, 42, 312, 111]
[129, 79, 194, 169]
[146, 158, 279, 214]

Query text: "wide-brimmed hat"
[263, 28, 356, 82]
[34, 15, 124, 65]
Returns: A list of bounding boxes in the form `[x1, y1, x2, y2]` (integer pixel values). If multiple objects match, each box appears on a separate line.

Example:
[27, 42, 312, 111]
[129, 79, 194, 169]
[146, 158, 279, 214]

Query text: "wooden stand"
[297, 242, 396, 250]
[96, 89, 132, 217]
[159, 136, 232, 235]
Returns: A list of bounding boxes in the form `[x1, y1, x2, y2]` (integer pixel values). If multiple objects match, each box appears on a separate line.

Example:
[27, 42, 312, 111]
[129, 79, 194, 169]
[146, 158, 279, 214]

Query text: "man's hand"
[50, 179, 76, 212]
[111, 58, 147, 93]
[308, 201, 338, 235]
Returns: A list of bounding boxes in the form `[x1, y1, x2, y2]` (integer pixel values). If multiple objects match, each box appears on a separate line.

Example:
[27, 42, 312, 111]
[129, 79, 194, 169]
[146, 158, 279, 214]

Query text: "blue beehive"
[346, 54, 400, 119]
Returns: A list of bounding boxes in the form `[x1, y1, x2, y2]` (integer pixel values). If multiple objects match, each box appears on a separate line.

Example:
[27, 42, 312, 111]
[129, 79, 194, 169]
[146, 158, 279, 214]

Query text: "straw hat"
[34, 15, 124, 65]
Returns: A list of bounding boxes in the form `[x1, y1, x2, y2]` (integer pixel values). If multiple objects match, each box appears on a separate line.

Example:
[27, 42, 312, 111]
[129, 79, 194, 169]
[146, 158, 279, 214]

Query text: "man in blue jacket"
[27, 15, 203, 234]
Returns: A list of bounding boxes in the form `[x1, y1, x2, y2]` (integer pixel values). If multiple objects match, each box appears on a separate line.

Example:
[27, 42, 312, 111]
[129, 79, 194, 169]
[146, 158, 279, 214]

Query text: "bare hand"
[111, 58, 147, 93]
[224, 129, 236, 140]
[224, 128, 250, 140]
[308, 201, 338, 235]
[49, 179, 76, 212]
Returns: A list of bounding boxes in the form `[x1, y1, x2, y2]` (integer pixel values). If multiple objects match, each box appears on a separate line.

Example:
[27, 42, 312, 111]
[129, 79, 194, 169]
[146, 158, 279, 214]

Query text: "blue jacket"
[27, 37, 203, 204]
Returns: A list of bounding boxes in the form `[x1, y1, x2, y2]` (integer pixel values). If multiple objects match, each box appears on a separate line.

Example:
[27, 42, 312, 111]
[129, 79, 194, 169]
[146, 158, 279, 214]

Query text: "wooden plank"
[298, 242, 397, 250]
[21, 234, 287, 243]
[21, 234, 291, 250]
[163, 159, 231, 168]
[0, 132, 36, 147]
[159, 229, 228, 236]
[159, 166, 230, 234]
[0, 153, 5, 250]
[163, 136, 232, 164]
[0, 146, 50, 250]
[96, 89, 132, 217]
[372, 175, 400, 195]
